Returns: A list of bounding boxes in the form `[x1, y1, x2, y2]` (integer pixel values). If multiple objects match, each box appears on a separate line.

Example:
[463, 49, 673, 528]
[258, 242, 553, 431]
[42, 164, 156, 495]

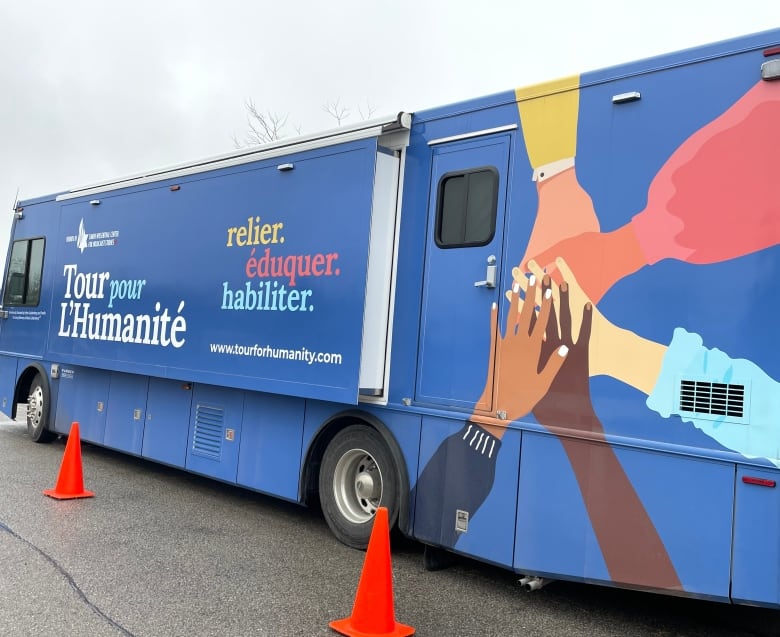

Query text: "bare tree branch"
[357, 99, 377, 121]
[244, 98, 289, 144]
[323, 98, 351, 126]
[234, 96, 373, 147]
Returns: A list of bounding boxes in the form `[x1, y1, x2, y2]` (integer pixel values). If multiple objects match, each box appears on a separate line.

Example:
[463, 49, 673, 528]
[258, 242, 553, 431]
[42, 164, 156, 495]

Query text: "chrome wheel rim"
[28, 385, 43, 430]
[332, 448, 383, 524]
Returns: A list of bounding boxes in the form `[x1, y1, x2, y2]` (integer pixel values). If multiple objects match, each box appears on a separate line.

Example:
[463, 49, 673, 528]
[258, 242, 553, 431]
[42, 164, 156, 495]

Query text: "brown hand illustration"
[512, 258, 601, 362]
[521, 257, 666, 393]
[527, 275, 681, 590]
[532, 278, 596, 432]
[471, 274, 568, 436]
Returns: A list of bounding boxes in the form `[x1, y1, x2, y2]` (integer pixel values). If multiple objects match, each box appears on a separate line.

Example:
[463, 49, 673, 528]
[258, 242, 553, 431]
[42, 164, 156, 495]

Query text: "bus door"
[413, 131, 520, 565]
[0, 236, 47, 360]
[415, 132, 512, 412]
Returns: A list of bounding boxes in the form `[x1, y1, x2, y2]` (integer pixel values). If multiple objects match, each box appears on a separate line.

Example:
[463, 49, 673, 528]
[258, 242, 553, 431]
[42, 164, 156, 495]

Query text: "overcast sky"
[1, 1, 778, 265]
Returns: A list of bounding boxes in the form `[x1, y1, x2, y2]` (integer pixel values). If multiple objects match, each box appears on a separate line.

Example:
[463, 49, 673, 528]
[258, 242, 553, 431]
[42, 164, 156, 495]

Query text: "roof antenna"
[12, 187, 23, 220]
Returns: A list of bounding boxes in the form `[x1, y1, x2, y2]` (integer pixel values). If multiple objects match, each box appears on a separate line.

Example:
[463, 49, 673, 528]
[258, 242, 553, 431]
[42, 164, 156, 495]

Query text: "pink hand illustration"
[519, 167, 600, 271]
[529, 225, 646, 303]
[531, 80, 780, 302]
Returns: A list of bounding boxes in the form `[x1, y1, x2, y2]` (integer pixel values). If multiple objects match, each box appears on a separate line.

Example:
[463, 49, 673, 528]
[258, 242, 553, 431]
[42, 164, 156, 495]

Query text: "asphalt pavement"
[2, 413, 780, 637]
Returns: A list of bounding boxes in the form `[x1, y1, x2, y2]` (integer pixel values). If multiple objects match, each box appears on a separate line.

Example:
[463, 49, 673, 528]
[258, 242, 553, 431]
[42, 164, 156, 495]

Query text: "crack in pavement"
[0, 519, 136, 637]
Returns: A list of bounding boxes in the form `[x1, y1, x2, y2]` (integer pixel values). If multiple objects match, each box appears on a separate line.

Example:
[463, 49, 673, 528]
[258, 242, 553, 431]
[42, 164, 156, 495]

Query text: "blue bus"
[3, 27, 780, 607]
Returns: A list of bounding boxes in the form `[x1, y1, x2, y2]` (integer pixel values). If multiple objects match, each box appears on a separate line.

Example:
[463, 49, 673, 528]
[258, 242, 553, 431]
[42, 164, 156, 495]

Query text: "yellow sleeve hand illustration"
[516, 76, 579, 170]
[516, 76, 600, 270]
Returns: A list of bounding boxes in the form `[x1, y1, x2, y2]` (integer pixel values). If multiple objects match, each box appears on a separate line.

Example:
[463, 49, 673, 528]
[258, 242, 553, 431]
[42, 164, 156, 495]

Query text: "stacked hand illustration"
[529, 80, 780, 303]
[414, 76, 780, 586]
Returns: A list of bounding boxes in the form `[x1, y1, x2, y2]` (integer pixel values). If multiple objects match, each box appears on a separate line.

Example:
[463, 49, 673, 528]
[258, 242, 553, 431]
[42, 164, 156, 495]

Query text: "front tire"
[27, 375, 56, 443]
[319, 424, 399, 549]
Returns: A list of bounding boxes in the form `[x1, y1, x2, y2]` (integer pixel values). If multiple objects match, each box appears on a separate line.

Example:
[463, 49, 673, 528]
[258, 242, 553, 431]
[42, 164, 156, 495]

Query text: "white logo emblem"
[77, 219, 88, 253]
[65, 218, 120, 252]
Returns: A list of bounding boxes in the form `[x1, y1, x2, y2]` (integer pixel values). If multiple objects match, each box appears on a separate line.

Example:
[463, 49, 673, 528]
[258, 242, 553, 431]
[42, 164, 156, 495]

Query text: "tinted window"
[3, 238, 45, 306]
[435, 168, 498, 248]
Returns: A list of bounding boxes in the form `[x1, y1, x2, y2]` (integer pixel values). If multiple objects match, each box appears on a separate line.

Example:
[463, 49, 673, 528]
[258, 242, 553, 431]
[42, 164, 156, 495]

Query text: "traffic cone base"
[43, 422, 94, 500]
[43, 487, 95, 500]
[329, 616, 414, 637]
[329, 507, 414, 637]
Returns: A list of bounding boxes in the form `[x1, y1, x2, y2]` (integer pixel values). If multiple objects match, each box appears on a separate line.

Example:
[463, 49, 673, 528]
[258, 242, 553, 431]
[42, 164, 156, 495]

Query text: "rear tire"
[319, 424, 399, 549]
[27, 375, 56, 443]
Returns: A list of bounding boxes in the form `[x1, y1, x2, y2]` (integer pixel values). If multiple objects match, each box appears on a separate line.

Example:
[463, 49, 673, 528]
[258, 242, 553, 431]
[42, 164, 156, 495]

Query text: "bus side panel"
[141, 377, 193, 468]
[413, 415, 520, 569]
[732, 465, 780, 606]
[0, 355, 18, 415]
[53, 366, 110, 442]
[104, 371, 148, 454]
[47, 139, 381, 405]
[237, 392, 305, 501]
[515, 432, 607, 582]
[184, 384, 244, 482]
[515, 432, 734, 599]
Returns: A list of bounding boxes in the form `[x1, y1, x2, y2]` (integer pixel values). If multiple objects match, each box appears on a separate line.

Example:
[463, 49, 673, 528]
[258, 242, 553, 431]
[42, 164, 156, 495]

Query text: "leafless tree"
[239, 98, 291, 146]
[357, 99, 377, 121]
[322, 98, 351, 126]
[234, 97, 378, 148]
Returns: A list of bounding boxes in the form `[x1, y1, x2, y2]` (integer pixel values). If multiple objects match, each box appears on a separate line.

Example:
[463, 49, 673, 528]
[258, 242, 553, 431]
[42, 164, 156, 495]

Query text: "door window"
[435, 167, 498, 248]
[3, 238, 45, 306]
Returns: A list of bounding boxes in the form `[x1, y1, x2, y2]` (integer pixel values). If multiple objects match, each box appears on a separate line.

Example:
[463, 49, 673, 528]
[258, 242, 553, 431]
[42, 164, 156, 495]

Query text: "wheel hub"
[333, 449, 383, 524]
[355, 471, 377, 498]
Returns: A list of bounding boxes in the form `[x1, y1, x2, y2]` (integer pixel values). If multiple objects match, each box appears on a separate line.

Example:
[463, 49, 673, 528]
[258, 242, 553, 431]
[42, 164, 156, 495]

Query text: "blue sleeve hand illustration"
[647, 328, 780, 466]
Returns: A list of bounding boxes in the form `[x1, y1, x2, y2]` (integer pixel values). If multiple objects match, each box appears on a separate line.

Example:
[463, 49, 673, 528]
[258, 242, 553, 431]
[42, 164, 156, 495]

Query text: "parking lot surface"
[2, 415, 779, 637]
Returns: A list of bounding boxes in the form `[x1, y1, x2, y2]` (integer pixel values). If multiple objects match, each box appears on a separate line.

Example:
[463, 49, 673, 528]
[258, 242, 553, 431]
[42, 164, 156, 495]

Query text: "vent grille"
[679, 380, 744, 418]
[192, 403, 223, 459]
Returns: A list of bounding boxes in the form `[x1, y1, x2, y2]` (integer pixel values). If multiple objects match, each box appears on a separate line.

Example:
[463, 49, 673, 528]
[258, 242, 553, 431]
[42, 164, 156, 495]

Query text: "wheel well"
[302, 411, 411, 534]
[13, 364, 47, 421]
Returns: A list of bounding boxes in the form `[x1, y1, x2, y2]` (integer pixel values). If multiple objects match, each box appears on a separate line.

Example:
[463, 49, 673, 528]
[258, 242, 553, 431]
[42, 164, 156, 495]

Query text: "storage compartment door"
[732, 465, 780, 606]
[185, 384, 244, 482]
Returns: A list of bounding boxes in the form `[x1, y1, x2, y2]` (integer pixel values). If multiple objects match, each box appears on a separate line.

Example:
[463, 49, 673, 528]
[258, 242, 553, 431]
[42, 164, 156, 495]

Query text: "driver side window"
[3, 238, 44, 306]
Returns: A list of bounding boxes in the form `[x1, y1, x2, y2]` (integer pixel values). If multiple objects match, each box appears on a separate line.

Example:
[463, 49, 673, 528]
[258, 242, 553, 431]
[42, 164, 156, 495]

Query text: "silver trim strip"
[427, 124, 517, 146]
[56, 114, 410, 201]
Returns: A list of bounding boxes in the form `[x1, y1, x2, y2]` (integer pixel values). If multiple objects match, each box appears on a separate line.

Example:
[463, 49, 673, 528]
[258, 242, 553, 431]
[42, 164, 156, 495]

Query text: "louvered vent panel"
[193, 403, 223, 459]
[679, 380, 744, 418]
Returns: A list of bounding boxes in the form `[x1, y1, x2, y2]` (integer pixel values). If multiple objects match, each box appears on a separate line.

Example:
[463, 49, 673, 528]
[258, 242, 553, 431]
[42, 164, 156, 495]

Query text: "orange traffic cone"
[329, 507, 414, 637]
[43, 422, 94, 500]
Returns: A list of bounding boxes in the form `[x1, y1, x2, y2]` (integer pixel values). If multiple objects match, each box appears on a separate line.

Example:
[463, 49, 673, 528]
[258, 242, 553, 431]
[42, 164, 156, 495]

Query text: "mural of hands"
[471, 274, 568, 433]
[517, 257, 666, 394]
[527, 226, 645, 304]
[519, 166, 600, 273]
[510, 268, 681, 589]
[531, 275, 596, 433]
[526, 79, 780, 304]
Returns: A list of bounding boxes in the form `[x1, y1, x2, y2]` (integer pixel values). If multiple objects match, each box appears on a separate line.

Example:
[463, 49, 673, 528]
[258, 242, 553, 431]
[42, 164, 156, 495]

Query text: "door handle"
[474, 255, 497, 288]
